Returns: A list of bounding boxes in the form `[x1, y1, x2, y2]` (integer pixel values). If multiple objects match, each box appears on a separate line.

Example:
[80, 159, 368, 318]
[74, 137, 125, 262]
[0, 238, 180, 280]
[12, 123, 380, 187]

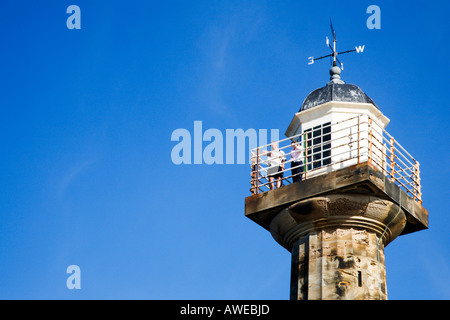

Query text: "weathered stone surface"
[290, 228, 387, 300]
[272, 194, 405, 300]
[270, 194, 406, 251]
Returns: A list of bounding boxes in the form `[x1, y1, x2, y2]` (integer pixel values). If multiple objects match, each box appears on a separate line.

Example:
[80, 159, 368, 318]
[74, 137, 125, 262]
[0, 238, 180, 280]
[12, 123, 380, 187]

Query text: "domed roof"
[300, 66, 378, 112]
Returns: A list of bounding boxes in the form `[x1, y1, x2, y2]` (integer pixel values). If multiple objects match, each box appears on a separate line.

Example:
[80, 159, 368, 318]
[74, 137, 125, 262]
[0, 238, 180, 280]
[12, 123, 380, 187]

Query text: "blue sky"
[0, 0, 448, 299]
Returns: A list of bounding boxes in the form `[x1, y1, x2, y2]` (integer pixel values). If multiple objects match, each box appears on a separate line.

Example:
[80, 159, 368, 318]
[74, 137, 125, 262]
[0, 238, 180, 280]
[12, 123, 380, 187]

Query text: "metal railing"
[249, 115, 422, 203]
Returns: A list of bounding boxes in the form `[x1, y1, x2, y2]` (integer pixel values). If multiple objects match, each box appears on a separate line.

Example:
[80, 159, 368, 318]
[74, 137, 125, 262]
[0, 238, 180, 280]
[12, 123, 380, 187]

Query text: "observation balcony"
[249, 115, 422, 203]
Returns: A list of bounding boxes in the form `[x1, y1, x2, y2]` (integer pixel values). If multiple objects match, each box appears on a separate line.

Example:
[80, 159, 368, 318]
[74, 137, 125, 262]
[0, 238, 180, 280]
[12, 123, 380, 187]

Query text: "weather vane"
[308, 19, 365, 70]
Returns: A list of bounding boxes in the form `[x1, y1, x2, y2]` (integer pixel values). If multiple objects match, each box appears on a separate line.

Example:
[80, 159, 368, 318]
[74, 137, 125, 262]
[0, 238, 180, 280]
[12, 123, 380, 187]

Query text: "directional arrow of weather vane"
[308, 19, 365, 70]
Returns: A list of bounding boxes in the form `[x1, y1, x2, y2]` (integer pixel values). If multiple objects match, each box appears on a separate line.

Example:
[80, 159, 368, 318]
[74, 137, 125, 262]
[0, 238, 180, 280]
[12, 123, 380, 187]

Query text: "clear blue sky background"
[0, 0, 448, 300]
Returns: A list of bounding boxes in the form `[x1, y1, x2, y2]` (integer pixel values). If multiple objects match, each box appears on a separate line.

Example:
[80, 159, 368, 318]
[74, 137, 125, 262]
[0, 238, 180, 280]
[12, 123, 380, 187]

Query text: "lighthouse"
[245, 28, 428, 300]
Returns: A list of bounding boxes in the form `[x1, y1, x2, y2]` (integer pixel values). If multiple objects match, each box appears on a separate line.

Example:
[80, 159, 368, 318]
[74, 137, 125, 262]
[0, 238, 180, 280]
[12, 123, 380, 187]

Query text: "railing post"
[415, 160, 422, 204]
[390, 137, 395, 182]
[357, 115, 360, 164]
[256, 148, 260, 194]
[303, 132, 308, 180]
[250, 153, 256, 195]
[368, 118, 373, 166]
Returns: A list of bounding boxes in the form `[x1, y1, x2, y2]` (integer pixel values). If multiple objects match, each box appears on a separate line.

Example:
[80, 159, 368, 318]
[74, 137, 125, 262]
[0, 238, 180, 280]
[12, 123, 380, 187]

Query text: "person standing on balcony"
[290, 140, 304, 183]
[266, 142, 286, 190]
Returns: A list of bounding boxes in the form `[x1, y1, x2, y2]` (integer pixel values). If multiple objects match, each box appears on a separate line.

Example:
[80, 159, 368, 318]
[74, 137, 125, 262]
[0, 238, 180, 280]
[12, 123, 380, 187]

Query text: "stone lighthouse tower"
[245, 63, 428, 299]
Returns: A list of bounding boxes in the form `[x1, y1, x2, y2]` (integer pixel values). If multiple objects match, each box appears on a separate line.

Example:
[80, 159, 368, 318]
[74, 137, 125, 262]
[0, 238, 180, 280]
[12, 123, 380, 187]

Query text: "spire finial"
[329, 65, 344, 84]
